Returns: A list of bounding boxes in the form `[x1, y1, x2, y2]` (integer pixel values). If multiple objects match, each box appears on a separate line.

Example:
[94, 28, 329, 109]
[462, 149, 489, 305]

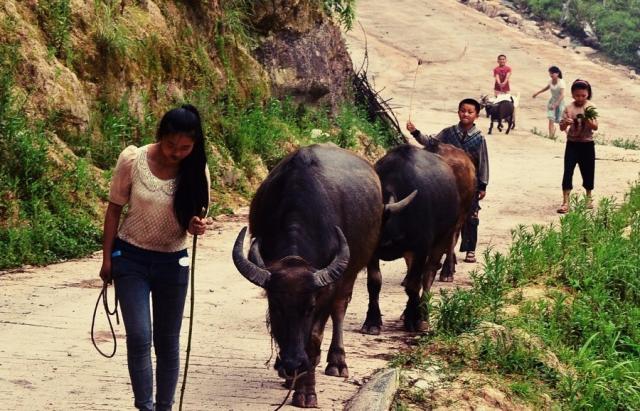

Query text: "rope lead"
[91, 282, 120, 358]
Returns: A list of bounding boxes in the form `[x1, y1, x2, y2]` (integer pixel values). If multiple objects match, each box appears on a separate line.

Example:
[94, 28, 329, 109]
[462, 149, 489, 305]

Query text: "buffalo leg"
[290, 315, 330, 407]
[361, 257, 383, 335]
[439, 230, 460, 282]
[292, 370, 317, 408]
[403, 252, 428, 332]
[326, 295, 350, 377]
[488, 120, 493, 134]
[400, 252, 413, 287]
[422, 242, 451, 329]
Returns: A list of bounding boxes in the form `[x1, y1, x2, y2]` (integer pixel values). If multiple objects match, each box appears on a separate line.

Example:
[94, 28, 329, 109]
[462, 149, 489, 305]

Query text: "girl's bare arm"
[533, 84, 550, 97]
[99, 202, 123, 282]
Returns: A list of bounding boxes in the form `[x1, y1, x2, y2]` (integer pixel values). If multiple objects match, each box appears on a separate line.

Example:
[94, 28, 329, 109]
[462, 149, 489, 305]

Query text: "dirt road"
[2, 0, 640, 410]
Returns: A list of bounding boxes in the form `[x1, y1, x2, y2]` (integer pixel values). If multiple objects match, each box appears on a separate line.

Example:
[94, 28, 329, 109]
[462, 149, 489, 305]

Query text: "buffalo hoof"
[404, 319, 425, 332]
[325, 363, 349, 377]
[292, 392, 317, 408]
[403, 309, 428, 332]
[438, 275, 454, 282]
[361, 323, 381, 335]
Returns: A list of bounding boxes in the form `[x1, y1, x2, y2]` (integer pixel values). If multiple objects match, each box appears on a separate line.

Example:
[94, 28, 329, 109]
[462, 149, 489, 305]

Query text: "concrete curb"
[344, 368, 400, 411]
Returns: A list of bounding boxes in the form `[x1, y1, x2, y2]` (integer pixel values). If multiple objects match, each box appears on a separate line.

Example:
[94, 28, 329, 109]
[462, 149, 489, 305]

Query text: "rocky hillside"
[0, 0, 386, 268]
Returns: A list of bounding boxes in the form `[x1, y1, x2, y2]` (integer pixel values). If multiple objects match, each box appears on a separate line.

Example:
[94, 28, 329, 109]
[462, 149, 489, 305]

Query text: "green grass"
[62, 94, 156, 169]
[394, 186, 640, 409]
[531, 127, 640, 151]
[323, 0, 356, 30]
[0, 1, 396, 269]
[36, 0, 73, 60]
[611, 137, 640, 150]
[531, 126, 559, 141]
[513, 0, 640, 69]
[0, 37, 102, 269]
[0, 27, 393, 269]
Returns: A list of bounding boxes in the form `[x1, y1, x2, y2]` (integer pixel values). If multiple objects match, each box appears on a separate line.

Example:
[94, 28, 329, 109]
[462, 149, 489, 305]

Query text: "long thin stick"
[179, 208, 206, 410]
[407, 59, 423, 122]
[407, 44, 468, 122]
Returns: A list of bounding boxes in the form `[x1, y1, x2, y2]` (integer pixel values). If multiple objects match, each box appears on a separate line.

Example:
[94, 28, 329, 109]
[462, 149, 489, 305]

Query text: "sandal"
[586, 199, 594, 209]
[557, 204, 569, 214]
[463, 252, 476, 263]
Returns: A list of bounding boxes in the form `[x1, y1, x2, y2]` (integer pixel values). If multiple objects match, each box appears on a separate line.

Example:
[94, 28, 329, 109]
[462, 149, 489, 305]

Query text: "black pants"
[460, 196, 480, 253]
[562, 141, 595, 191]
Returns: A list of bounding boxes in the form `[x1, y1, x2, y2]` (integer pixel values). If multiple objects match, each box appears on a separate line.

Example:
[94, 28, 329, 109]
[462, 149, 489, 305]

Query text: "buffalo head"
[378, 190, 419, 260]
[232, 226, 350, 376]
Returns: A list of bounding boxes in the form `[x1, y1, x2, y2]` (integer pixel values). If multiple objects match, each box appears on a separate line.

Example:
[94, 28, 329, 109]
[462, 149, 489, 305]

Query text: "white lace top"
[109, 145, 210, 252]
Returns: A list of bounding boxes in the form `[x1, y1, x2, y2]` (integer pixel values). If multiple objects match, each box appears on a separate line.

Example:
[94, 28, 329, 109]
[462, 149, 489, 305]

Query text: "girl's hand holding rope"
[99, 261, 112, 284]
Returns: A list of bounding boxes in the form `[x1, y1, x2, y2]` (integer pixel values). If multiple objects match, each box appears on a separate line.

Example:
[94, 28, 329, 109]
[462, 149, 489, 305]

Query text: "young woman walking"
[99, 105, 211, 410]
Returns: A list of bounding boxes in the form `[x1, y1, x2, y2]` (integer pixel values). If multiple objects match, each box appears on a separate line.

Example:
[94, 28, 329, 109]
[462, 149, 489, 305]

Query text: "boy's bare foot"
[557, 203, 569, 214]
[586, 198, 594, 209]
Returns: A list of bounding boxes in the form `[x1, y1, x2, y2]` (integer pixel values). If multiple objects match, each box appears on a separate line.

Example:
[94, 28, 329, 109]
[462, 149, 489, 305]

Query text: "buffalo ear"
[233, 227, 271, 288]
[312, 226, 350, 288]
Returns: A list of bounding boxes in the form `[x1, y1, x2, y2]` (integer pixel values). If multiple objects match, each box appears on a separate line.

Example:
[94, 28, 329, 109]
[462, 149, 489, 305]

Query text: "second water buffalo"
[362, 145, 461, 334]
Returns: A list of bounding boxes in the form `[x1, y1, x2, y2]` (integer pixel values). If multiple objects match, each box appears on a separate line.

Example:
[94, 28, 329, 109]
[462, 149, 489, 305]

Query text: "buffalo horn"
[384, 190, 417, 214]
[233, 227, 271, 288]
[312, 226, 350, 288]
[249, 238, 266, 268]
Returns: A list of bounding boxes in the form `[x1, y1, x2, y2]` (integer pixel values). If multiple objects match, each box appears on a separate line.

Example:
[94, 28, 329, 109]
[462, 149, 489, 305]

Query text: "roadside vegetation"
[530, 127, 640, 151]
[0, 0, 393, 269]
[1, 34, 102, 268]
[513, 0, 640, 69]
[393, 185, 640, 409]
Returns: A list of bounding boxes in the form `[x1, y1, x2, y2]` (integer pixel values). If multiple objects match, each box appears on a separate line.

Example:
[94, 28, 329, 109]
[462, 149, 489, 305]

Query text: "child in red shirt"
[493, 54, 512, 96]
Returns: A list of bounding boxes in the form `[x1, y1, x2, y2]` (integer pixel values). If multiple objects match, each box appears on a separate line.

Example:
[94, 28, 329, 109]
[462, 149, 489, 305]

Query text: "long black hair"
[571, 79, 592, 100]
[549, 66, 563, 79]
[156, 104, 209, 231]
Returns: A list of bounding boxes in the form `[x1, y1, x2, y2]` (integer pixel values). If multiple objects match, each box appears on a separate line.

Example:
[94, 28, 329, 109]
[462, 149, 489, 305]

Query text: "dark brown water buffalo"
[232, 144, 384, 408]
[361, 145, 460, 334]
[428, 141, 477, 282]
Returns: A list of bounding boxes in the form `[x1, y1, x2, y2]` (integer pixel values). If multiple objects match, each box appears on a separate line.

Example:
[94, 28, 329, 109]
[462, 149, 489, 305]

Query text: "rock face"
[253, 1, 354, 111]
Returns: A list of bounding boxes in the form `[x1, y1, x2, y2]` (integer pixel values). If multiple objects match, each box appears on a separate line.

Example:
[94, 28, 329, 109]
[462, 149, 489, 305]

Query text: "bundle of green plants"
[583, 105, 598, 121]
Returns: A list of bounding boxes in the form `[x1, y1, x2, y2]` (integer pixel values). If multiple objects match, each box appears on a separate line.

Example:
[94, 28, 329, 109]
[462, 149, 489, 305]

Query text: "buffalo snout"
[277, 354, 309, 377]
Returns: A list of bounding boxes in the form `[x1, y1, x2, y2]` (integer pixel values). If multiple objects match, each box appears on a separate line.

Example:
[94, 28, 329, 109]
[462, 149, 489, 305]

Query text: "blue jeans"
[112, 238, 189, 411]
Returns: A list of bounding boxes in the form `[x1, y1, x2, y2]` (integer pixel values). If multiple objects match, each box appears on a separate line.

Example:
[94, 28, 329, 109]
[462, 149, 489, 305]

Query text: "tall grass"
[402, 187, 640, 409]
[513, 0, 640, 69]
[0, 37, 102, 269]
[36, 0, 73, 60]
[63, 94, 156, 169]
